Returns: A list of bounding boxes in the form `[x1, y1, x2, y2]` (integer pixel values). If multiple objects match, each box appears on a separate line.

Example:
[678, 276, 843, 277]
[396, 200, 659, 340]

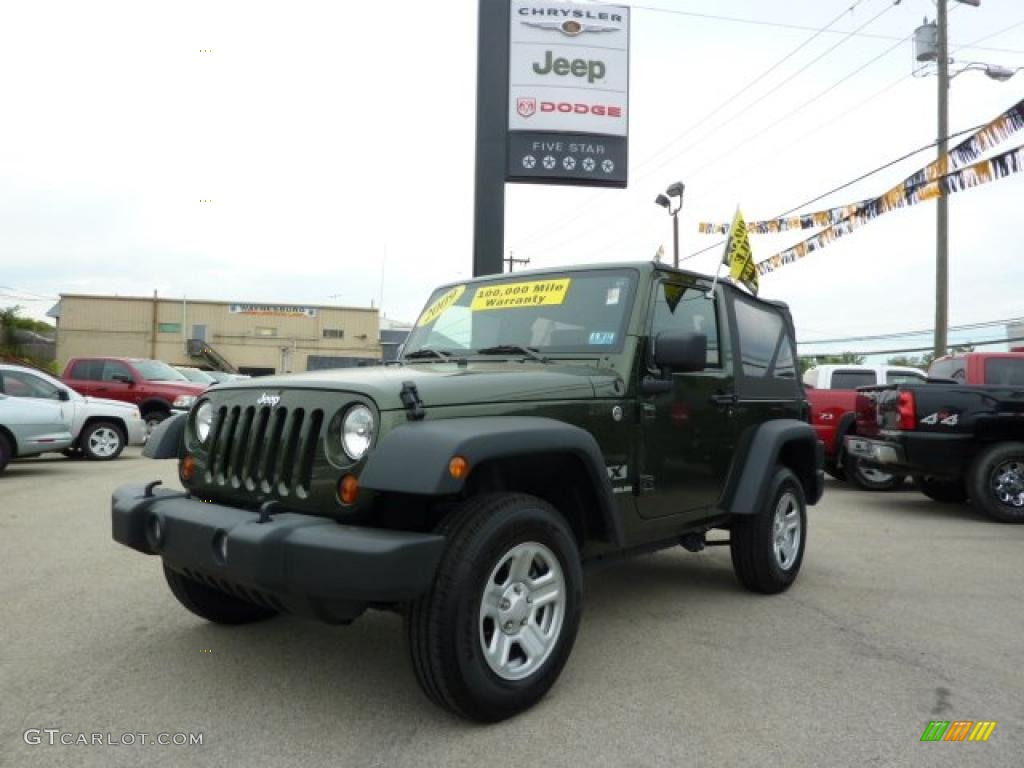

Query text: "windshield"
[177, 368, 216, 383]
[403, 270, 637, 358]
[134, 360, 189, 382]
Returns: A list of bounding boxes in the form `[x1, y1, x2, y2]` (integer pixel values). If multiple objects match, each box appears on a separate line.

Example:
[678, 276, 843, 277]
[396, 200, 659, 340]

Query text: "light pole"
[913, 1, 1017, 358]
[654, 181, 685, 268]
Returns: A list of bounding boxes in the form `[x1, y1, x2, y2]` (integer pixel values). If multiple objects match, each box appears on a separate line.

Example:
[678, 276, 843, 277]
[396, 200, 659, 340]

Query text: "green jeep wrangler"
[112, 262, 823, 722]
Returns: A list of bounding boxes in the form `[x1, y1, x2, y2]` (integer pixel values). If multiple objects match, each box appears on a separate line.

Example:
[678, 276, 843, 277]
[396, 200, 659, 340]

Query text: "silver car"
[0, 393, 73, 474]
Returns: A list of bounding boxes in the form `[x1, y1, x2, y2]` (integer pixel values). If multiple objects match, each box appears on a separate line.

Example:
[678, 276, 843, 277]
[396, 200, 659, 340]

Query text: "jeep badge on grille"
[257, 393, 281, 407]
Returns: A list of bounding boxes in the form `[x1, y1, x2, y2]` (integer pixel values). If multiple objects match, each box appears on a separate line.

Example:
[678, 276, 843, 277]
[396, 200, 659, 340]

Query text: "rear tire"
[80, 420, 126, 461]
[406, 493, 582, 722]
[163, 566, 278, 625]
[144, 410, 170, 436]
[915, 476, 968, 503]
[731, 467, 807, 594]
[845, 455, 902, 491]
[0, 432, 11, 474]
[968, 442, 1024, 523]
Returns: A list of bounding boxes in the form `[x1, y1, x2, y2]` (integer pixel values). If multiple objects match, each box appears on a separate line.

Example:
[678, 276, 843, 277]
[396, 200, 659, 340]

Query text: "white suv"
[0, 364, 147, 460]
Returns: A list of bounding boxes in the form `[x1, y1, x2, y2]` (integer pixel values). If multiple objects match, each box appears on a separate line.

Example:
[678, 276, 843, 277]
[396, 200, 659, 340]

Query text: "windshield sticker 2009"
[471, 279, 572, 311]
[417, 285, 466, 327]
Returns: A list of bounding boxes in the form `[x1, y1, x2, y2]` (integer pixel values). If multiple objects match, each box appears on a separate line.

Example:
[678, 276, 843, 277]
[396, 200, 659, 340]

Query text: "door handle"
[711, 393, 737, 406]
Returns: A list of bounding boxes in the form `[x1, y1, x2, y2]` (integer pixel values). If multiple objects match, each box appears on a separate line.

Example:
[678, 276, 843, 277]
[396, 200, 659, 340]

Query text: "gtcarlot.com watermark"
[24, 729, 203, 747]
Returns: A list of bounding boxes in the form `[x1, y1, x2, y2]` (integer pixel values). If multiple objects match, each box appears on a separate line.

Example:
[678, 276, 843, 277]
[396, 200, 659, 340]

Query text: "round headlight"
[195, 401, 214, 443]
[342, 405, 375, 460]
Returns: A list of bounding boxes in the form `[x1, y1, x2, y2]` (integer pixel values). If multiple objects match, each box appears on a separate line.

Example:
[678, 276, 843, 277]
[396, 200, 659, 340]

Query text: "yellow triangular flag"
[721, 207, 758, 295]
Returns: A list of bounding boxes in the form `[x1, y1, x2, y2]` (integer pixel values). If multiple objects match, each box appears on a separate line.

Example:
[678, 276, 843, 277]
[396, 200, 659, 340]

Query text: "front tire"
[916, 475, 968, 503]
[968, 442, 1024, 523]
[845, 455, 902, 491]
[731, 467, 807, 594]
[406, 493, 582, 722]
[0, 432, 11, 474]
[80, 421, 126, 461]
[163, 566, 278, 625]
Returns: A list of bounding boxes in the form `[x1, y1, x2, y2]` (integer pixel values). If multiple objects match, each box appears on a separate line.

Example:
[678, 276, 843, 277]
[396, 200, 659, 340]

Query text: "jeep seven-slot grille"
[204, 404, 324, 498]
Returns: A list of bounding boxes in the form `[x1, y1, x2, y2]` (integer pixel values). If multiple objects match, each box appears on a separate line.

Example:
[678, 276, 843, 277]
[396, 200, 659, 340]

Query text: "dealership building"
[49, 293, 383, 375]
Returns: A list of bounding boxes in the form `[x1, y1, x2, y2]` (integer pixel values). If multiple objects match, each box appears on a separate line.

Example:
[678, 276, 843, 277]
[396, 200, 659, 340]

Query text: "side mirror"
[654, 330, 707, 373]
[58, 390, 71, 402]
[112, 374, 134, 385]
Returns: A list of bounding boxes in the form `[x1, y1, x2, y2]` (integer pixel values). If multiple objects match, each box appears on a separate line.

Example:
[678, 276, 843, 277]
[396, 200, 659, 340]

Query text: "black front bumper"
[112, 484, 446, 623]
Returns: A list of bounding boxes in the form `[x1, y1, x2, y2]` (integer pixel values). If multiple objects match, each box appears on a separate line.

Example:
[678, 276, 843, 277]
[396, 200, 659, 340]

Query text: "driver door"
[636, 278, 738, 520]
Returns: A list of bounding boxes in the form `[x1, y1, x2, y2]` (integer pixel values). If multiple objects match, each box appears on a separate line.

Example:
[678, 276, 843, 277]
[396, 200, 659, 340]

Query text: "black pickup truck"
[846, 381, 1024, 522]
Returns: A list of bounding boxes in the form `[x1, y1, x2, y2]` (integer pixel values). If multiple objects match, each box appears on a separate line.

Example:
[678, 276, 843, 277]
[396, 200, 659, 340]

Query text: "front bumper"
[125, 416, 148, 446]
[112, 484, 446, 623]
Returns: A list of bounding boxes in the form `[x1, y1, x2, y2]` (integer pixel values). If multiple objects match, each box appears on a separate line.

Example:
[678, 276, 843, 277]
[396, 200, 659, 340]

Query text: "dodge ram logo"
[517, 97, 537, 117]
[257, 393, 281, 407]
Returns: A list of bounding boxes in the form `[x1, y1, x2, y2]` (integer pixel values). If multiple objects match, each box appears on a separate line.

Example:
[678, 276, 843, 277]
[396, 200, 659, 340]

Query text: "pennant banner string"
[697, 96, 1024, 235]
[754, 143, 1024, 276]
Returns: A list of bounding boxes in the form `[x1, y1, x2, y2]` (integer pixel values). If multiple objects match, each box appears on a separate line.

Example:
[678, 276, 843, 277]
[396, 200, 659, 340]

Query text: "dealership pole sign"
[505, 1, 629, 187]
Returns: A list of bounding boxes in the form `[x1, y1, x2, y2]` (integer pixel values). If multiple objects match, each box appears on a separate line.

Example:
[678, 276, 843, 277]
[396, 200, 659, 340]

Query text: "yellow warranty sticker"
[417, 285, 465, 327]
[470, 279, 572, 311]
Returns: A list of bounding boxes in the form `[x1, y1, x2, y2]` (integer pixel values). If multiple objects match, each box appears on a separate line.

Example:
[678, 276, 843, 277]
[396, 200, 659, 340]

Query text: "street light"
[912, 2, 1018, 358]
[654, 182, 685, 268]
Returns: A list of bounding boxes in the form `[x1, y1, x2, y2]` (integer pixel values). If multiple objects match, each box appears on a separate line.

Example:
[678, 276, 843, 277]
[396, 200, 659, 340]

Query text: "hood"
[142, 381, 207, 397]
[211, 362, 620, 410]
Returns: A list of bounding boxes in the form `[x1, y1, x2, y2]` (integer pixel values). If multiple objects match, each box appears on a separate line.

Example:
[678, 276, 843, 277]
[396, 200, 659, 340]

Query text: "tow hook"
[144, 480, 163, 498]
[257, 500, 281, 524]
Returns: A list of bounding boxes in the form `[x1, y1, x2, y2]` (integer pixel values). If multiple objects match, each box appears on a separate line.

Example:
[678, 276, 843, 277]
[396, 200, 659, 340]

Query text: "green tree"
[0, 304, 23, 354]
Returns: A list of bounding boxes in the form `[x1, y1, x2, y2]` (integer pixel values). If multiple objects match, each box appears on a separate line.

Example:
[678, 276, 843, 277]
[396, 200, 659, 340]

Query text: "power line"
[799, 316, 1024, 345]
[802, 335, 1024, 358]
[628, 4, 1024, 55]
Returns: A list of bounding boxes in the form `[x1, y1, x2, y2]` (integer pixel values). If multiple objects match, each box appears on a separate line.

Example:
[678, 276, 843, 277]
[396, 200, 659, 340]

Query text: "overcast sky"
[1, 0, 1022, 358]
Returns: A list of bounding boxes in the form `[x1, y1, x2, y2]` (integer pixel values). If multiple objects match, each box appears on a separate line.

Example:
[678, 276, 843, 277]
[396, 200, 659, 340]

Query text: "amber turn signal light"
[448, 456, 469, 480]
[338, 474, 359, 505]
[180, 454, 195, 482]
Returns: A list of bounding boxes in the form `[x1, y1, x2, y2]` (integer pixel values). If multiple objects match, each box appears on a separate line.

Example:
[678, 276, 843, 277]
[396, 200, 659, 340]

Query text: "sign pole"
[473, 0, 511, 278]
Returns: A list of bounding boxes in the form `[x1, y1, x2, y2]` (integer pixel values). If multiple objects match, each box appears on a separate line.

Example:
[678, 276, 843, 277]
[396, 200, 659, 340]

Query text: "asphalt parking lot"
[2, 449, 1022, 767]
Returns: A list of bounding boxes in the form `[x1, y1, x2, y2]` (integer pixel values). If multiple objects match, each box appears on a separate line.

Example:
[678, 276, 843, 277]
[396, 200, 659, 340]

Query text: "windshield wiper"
[475, 345, 549, 363]
[403, 347, 454, 361]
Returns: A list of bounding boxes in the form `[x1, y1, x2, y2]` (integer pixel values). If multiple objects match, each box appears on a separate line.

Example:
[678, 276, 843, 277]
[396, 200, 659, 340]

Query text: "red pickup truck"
[804, 364, 927, 490]
[62, 357, 207, 433]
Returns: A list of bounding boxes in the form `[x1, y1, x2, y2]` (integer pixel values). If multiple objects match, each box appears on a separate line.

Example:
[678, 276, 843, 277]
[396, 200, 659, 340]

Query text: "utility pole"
[935, 0, 950, 359]
[504, 251, 530, 272]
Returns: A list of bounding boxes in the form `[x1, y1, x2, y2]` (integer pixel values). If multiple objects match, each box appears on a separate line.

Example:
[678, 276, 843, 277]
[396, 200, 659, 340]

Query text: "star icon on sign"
[522, 155, 536, 169]
[542, 155, 557, 170]
[582, 157, 596, 171]
[563, 156, 576, 170]
[601, 159, 615, 173]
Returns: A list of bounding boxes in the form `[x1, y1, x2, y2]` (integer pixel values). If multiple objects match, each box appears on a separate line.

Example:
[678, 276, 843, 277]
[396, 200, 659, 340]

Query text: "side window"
[102, 361, 133, 382]
[774, 336, 797, 379]
[831, 370, 877, 389]
[929, 357, 965, 381]
[1, 371, 62, 399]
[70, 360, 101, 380]
[651, 282, 720, 366]
[886, 371, 925, 385]
[732, 296, 782, 378]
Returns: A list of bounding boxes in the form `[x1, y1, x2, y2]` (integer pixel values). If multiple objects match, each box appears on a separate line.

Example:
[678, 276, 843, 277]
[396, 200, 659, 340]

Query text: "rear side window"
[985, 358, 1024, 385]
[929, 357, 966, 381]
[69, 360, 102, 380]
[832, 370, 877, 389]
[102, 361, 133, 382]
[731, 294, 799, 394]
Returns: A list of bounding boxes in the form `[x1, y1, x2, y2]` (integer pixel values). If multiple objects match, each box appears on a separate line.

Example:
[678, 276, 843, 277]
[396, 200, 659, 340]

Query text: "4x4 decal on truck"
[920, 411, 959, 426]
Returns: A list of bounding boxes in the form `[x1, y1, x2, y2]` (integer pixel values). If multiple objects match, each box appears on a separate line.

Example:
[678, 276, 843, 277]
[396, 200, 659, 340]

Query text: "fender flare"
[360, 416, 624, 546]
[721, 419, 823, 514]
[143, 412, 186, 459]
